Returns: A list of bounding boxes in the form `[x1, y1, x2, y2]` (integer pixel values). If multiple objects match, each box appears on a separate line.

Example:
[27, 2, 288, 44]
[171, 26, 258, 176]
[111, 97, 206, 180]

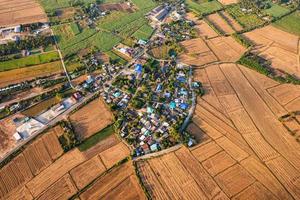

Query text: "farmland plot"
[36, 174, 77, 200]
[70, 156, 106, 190]
[70, 98, 114, 139]
[80, 161, 146, 200]
[206, 13, 235, 34]
[243, 25, 300, 78]
[0, 0, 47, 27]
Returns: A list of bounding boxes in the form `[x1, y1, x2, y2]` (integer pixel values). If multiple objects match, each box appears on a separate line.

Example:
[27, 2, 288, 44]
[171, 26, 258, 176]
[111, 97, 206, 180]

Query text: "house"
[169, 101, 176, 109]
[150, 143, 159, 151]
[135, 64, 143, 74]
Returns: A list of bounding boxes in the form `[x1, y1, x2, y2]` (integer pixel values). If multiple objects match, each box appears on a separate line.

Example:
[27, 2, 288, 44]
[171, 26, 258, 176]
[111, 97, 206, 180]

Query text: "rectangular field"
[80, 161, 146, 200]
[0, 61, 63, 88]
[36, 174, 77, 200]
[70, 156, 106, 190]
[70, 98, 114, 139]
[0, 0, 47, 26]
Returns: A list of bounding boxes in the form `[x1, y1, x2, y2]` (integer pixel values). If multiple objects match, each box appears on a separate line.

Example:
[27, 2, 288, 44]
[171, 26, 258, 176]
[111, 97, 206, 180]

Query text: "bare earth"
[0, 0, 48, 27]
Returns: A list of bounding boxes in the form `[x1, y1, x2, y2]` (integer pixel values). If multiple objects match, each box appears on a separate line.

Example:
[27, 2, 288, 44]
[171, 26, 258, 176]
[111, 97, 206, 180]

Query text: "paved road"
[180, 66, 196, 133]
[0, 92, 96, 163]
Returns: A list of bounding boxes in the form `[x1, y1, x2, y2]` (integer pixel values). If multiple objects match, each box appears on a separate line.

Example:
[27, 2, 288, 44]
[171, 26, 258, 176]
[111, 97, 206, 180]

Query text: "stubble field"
[243, 25, 300, 78]
[70, 98, 114, 139]
[0, 0, 48, 26]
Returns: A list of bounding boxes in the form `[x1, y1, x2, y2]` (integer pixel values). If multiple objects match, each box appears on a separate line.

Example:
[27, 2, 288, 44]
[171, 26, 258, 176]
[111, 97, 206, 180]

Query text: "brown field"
[23, 138, 53, 176]
[186, 122, 210, 143]
[99, 3, 135, 12]
[206, 13, 235, 34]
[22, 96, 61, 117]
[218, 0, 238, 5]
[179, 38, 218, 66]
[42, 127, 64, 160]
[70, 155, 106, 190]
[220, 11, 243, 32]
[26, 149, 85, 197]
[267, 84, 300, 106]
[99, 142, 130, 169]
[195, 20, 219, 39]
[185, 12, 218, 39]
[0, 0, 48, 26]
[0, 126, 132, 199]
[179, 36, 246, 66]
[70, 98, 114, 139]
[80, 161, 146, 200]
[82, 134, 120, 159]
[36, 174, 77, 200]
[0, 61, 63, 88]
[206, 36, 247, 62]
[0, 125, 63, 199]
[243, 25, 300, 78]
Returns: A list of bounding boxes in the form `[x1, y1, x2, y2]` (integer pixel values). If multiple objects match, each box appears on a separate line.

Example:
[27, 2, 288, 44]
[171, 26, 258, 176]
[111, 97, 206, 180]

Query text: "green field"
[70, 22, 81, 35]
[226, 5, 264, 29]
[46, 0, 157, 59]
[263, 3, 290, 17]
[39, 0, 97, 12]
[0, 51, 60, 72]
[186, 0, 223, 15]
[132, 24, 154, 40]
[273, 11, 300, 36]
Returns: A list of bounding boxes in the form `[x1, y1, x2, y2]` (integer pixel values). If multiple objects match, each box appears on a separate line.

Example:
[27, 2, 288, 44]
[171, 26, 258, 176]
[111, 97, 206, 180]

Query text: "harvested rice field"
[0, 0, 48, 27]
[243, 25, 300, 78]
[70, 98, 114, 139]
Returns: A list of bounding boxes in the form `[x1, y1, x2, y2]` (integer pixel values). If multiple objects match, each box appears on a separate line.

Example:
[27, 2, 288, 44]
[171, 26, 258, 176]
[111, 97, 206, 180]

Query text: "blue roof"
[177, 76, 186, 83]
[150, 143, 158, 151]
[180, 103, 188, 110]
[156, 84, 162, 92]
[135, 64, 143, 74]
[169, 101, 176, 109]
[147, 106, 154, 114]
[113, 92, 121, 98]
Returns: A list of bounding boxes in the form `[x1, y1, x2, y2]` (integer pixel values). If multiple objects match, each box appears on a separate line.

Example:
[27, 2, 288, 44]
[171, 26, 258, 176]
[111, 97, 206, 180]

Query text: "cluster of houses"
[103, 60, 193, 156]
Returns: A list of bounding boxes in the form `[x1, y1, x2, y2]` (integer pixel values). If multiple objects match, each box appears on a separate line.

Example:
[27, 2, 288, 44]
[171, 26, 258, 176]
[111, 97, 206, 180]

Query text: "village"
[0, 0, 201, 159]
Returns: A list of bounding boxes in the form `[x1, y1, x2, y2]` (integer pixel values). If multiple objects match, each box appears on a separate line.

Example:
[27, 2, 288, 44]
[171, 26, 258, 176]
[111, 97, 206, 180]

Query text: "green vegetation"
[106, 51, 127, 65]
[0, 51, 60, 72]
[273, 11, 300, 36]
[132, 24, 154, 40]
[186, 0, 223, 16]
[51, 0, 157, 59]
[70, 22, 81, 35]
[59, 120, 81, 152]
[78, 125, 115, 151]
[238, 53, 300, 85]
[131, 0, 157, 9]
[226, 4, 264, 29]
[263, 3, 290, 17]
[232, 33, 253, 48]
[39, 0, 97, 12]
